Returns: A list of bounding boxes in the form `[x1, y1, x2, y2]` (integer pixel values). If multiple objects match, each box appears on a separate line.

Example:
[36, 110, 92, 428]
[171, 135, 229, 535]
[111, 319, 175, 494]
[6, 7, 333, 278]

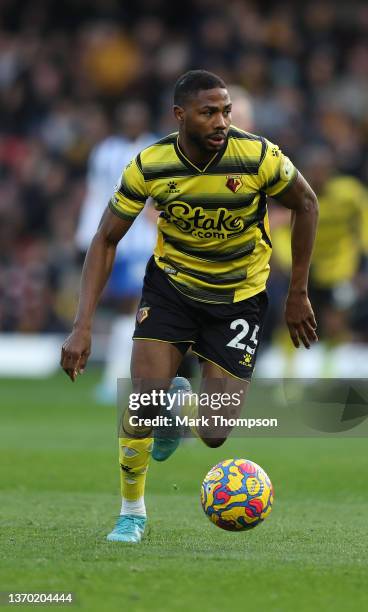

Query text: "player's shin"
[118, 409, 153, 517]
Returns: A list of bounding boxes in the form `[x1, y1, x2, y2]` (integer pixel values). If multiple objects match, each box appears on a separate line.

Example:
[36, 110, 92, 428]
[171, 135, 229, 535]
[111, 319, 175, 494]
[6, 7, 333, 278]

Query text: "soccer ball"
[201, 458, 274, 531]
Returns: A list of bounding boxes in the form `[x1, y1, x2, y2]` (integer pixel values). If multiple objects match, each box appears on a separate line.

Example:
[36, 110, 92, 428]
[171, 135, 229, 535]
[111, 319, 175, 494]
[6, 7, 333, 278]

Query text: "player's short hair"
[174, 70, 227, 107]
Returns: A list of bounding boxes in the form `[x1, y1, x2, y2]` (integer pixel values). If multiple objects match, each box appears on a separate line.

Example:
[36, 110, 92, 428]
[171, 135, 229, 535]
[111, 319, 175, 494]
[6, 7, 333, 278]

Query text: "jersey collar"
[174, 135, 227, 173]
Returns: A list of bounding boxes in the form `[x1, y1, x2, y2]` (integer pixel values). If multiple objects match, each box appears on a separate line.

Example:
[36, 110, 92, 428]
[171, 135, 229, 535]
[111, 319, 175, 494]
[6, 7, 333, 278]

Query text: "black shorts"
[133, 257, 268, 380]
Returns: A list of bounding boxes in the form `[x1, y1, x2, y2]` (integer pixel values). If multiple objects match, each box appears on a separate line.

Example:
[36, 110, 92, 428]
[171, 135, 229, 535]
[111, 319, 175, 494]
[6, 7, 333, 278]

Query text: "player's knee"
[201, 436, 227, 448]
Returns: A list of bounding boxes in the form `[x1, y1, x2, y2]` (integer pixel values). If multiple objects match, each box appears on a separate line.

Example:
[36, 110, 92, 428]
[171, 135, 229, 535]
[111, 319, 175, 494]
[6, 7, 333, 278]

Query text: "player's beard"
[187, 129, 227, 154]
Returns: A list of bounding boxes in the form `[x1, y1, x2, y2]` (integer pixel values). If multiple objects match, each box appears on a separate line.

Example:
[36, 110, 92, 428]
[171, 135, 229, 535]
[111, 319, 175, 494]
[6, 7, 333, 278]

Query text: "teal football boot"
[152, 376, 192, 462]
[106, 515, 146, 543]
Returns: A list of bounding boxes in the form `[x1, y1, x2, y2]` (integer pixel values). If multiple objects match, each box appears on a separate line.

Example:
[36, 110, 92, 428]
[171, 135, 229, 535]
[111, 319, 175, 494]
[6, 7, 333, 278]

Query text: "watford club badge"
[136, 306, 150, 324]
[226, 175, 243, 193]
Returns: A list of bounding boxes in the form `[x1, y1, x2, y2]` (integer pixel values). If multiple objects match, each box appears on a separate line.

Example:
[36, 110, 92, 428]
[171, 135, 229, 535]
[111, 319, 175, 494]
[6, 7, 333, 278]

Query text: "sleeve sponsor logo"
[280, 156, 293, 181]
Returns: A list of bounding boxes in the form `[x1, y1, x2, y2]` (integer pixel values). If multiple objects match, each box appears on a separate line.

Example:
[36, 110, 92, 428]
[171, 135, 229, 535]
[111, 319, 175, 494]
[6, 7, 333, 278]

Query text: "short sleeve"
[109, 155, 148, 221]
[258, 139, 298, 197]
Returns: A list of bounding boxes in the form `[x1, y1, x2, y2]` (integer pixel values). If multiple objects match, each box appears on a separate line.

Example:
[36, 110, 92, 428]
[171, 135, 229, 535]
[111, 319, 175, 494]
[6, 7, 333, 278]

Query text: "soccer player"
[61, 70, 319, 543]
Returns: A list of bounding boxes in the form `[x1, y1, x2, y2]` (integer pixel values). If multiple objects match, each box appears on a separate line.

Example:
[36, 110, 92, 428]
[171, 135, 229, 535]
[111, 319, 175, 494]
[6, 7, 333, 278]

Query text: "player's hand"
[284, 291, 318, 349]
[60, 328, 91, 382]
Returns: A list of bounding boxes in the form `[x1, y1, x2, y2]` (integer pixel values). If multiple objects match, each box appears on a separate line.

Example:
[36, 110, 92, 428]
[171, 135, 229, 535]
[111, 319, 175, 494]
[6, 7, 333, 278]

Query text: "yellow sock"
[117, 408, 152, 515]
[119, 436, 153, 502]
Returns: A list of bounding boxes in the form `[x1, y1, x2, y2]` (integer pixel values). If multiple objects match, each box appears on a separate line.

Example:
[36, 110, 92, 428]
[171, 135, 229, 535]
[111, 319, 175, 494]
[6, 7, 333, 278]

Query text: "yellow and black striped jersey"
[311, 176, 368, 286]
[109, 126, 297, 303]
[271, 175, 368, 287]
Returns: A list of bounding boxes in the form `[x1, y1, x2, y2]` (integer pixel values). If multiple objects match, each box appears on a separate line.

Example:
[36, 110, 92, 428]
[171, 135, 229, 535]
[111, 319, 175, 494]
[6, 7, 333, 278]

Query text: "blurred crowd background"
[1, 0, 368, 381]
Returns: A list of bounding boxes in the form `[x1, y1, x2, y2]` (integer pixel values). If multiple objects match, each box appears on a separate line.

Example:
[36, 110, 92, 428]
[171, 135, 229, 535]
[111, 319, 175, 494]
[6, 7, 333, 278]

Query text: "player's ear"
[174, 105, 185, 123]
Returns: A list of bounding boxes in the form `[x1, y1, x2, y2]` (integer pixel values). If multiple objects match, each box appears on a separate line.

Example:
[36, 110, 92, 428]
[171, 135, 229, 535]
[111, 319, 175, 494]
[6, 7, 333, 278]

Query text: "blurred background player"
[267, 144, 368, 375]
[76, 101, 158, 402]
[303, 146, 368, 343]
[227, 85, 255, 132]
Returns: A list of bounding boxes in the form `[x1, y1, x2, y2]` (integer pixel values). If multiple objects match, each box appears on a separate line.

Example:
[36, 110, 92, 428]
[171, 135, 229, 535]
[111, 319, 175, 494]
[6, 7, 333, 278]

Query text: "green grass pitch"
[1, 371, 367, 611]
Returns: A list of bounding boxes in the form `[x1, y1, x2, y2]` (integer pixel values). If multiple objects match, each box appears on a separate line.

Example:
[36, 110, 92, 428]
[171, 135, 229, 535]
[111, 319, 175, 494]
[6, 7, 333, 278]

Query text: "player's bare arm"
[275, 172, 319, 349]
[60, 208, 133, 381]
